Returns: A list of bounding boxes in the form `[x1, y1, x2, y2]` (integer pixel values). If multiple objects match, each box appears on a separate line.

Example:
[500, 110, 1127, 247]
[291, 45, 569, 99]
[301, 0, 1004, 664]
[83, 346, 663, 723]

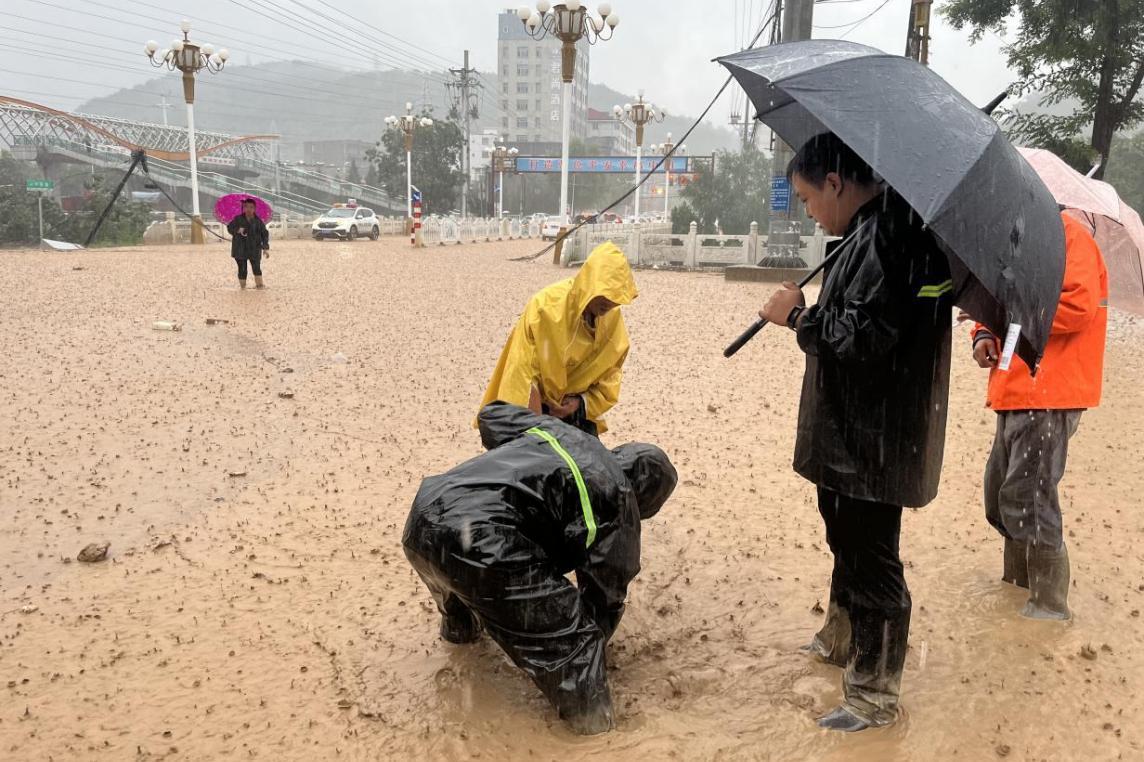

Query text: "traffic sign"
[770, 175, 791, 213]
[26, 179, 54, 191]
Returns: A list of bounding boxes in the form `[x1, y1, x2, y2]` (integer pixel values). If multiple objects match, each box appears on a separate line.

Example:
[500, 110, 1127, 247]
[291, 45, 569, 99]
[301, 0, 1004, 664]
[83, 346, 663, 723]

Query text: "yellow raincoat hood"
[478, 242, 637, 433]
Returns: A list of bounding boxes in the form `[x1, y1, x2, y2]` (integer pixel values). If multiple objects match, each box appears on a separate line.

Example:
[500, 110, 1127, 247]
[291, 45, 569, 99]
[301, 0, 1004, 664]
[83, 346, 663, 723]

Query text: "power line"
[814, 0, 894, 31]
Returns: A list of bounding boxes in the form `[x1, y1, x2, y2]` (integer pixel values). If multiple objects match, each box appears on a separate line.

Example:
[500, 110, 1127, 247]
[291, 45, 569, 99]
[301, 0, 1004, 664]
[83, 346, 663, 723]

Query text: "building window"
[502, 118, 509, 129]
[518, 46, 529, 58]
[517, 117, 529, 128]
[516, 82, 529, 94]
[502, 100, 509, 111]
[517, 99, 529, 110]
[502, 82, 509, 93]
[517, 65, 530, 76]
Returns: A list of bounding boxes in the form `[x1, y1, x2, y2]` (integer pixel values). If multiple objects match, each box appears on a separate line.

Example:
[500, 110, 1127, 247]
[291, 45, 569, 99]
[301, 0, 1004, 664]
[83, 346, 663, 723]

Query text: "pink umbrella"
[213, 193, 273, 225]
[1018, 147, 1144, 315]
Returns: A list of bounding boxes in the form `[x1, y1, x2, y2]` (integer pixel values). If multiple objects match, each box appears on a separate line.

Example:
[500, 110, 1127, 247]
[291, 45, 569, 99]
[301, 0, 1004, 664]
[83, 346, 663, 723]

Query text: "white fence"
[561, 221, 834, 269]
[420, 216, 541, 246]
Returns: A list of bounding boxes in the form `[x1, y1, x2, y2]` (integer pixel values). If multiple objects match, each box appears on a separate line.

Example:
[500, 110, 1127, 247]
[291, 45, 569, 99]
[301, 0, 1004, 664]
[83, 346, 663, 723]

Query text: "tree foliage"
[943, 0, 1144, 178]
[673, 148, 771, 235]
[1106, 129, 1144, 212]
[366, 109, 465, 215]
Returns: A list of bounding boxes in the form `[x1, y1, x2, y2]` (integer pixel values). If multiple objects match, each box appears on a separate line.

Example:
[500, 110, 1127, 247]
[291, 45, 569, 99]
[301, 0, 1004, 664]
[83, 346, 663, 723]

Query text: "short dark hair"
[787, 133, 877, 188]
[242, 198, 256, 205]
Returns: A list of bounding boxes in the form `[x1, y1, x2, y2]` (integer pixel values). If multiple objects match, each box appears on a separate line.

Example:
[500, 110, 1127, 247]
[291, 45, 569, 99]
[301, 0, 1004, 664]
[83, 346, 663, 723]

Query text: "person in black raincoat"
[226, 198, 270, 289]
[402, 402, 677, 735]
[758, 133, 952, 732]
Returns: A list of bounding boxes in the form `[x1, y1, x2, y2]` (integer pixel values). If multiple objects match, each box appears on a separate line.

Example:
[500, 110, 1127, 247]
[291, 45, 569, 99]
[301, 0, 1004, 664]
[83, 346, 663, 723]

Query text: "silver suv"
[312, 205, 381, 241]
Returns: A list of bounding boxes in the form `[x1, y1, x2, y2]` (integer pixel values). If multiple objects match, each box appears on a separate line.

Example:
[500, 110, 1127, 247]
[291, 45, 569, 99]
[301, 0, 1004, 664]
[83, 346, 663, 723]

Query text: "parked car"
[541, 217, 563, 241]
[311, 205, 380, 241]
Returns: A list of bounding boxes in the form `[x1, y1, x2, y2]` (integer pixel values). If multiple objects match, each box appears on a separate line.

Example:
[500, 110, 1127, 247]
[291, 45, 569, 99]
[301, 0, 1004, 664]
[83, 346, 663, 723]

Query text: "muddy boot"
[800, 599, 851, 667]
[562, 695, 615, 735]
[439, 609, 482, 644]
[1021, 542, 1070, 620]
[1002, 537, 1029, 588]
[238, 279, 247, 289]
[817, 705, 871, 733]
[254, 276, 265, 289]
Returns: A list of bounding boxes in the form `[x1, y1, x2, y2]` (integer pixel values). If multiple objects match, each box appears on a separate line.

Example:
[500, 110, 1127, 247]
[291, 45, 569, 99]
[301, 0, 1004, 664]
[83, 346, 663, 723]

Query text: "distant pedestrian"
[227, 198, 269, 289]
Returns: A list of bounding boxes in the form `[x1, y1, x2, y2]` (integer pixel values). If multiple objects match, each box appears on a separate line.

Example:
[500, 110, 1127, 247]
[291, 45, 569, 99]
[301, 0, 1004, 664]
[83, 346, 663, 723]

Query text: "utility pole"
[158, 95, 172, 127]
[905, 0, 933, 65]
[765, 0, 814, 262]
[448, 50, 481, 218]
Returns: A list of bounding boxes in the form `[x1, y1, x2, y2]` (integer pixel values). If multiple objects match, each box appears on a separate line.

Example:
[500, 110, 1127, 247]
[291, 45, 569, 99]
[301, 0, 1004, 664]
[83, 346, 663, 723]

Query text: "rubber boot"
[1021, 542, 1070, 620]
[1002, 537, 1029, 589]
[800, 598, 851, 667]
[561, 694, 615, 735]
[238, 279, 247, 289]
[817, 706, 871, 732]
[254, 275, 265, 289]
[439, 609, 482, 644]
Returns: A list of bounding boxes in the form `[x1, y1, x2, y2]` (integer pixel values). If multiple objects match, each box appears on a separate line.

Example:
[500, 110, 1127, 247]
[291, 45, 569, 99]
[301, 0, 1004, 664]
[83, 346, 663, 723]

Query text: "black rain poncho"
[793, 193, 953, 507]
[402, 402, 677, 730]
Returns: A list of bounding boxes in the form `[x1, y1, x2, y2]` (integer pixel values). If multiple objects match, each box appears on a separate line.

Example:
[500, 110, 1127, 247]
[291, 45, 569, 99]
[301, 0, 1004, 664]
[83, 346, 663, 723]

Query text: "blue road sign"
[770, 175, 791, 213]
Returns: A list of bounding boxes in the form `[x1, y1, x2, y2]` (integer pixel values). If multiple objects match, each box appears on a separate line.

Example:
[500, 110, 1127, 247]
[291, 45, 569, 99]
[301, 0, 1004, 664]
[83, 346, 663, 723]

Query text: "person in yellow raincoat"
[478, 241, 637, 436]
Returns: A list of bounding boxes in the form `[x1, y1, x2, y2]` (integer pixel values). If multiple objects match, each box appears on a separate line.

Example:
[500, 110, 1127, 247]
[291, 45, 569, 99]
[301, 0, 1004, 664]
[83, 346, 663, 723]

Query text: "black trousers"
[235, 254, 262, 279]
[542, 399, 598, 437]
[817, 486, 911, 723]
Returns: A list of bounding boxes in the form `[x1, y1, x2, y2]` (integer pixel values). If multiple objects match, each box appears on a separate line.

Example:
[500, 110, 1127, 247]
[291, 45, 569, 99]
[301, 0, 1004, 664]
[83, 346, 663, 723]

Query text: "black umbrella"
[718, 40, 1065, 370]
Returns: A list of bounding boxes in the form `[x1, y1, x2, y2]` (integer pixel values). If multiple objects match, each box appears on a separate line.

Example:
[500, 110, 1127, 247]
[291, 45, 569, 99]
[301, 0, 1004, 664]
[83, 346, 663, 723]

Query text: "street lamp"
[489, 144, 519, 218]
[518, 2, 619, 227]
[385, 103, 433, 223]
[145, 21, 228, 244]
[613, 90, 664, 221]
[651, 133, 685, 221]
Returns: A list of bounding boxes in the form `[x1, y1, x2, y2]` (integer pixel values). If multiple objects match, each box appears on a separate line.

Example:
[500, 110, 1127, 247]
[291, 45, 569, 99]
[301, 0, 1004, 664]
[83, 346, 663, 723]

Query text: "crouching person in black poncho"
[402, 402, 677, 735]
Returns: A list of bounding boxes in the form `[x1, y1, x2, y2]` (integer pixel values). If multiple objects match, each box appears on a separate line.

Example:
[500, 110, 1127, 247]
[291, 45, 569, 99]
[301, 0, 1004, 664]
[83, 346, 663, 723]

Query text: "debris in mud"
[337, 699, 353, 709]
[667, 673, 683, 698]
[77, 542, 110, 563]
[151, 321, 181, 332]
[1080, 644, 1099, 661]
[71, 266, 85, 271]
[811, 599, 825, 615]
[995, 743, 1011, 757]
[18, 605, 38, 614]
[277, 391, 295, 399]
[205, 318, 231, 325]
[227, 470, 247, 478]
[706, 404, 719, 413]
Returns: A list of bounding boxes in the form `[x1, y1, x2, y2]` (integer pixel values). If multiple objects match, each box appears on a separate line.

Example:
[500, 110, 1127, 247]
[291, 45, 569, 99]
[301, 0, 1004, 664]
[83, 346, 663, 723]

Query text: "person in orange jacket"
[968, 211, 1108, 619]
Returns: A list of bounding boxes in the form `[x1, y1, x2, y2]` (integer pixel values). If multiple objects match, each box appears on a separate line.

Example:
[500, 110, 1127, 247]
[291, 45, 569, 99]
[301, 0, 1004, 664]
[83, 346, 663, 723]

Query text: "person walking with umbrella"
[757, 133, 954, 732]
[226, 197, 270, 289]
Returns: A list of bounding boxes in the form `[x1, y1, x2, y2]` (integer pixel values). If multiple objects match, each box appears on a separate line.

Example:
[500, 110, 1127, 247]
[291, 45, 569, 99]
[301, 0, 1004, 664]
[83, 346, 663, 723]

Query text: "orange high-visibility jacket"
[973, 212, 1109, 411]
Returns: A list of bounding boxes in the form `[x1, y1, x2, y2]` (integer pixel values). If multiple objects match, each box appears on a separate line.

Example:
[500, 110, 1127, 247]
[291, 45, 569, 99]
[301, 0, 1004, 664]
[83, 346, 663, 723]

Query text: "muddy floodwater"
[2, 238, 1142, 760]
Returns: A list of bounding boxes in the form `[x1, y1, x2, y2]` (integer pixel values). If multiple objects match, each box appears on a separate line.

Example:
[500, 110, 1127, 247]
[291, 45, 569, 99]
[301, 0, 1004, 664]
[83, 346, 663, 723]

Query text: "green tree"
[1106, 129, 1144, 212]
[364, 161, 379, 188]
[346, 159, 362, 185]
[0, 153, 68, 247]
[674, 149, 771, 235]
[60, 174, 153, 247]
[367, 109, 465, 215]
[943, 0, 1144, 179]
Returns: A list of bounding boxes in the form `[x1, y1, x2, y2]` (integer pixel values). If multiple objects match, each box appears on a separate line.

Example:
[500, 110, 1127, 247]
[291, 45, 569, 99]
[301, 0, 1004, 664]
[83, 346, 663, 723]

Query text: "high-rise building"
[586, 107, 634, 155]
[496, 10, 589, 152]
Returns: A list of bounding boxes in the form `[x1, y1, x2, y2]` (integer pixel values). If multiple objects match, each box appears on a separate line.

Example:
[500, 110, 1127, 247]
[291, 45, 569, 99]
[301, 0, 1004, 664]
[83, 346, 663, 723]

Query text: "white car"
[542, 217, 563, 241]
[311, 205, 380, 241]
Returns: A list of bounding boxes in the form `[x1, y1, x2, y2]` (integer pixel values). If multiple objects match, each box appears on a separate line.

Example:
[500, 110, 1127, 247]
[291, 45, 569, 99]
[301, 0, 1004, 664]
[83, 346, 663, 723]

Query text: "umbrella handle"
[721, 221, 872, 359]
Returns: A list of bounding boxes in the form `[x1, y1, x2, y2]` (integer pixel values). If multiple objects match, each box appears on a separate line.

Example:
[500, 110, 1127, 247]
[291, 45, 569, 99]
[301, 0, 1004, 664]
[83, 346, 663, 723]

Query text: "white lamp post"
[518, 3, 619, 227]
[652, 134, 685, 220]
[145, 22, 228, 245]
[613, 91, 664, 221]
[386, 103, 433, 222]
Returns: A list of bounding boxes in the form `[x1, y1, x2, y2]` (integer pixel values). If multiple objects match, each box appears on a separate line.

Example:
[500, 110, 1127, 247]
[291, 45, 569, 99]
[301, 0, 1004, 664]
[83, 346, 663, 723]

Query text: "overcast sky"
[0, 0, 1014, 123]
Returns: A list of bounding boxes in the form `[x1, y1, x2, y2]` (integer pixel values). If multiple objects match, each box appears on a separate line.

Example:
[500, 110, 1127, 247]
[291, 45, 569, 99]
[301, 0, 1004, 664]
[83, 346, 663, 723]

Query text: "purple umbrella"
[213, 194, 273, 224]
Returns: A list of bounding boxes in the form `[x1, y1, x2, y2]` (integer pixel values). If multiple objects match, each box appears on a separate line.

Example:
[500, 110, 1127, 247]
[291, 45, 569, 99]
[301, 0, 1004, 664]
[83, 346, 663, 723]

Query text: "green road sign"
[26, 179, 54, 191]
